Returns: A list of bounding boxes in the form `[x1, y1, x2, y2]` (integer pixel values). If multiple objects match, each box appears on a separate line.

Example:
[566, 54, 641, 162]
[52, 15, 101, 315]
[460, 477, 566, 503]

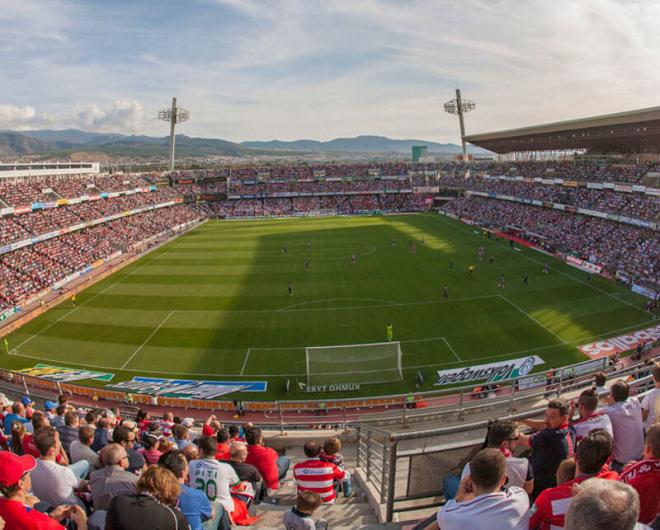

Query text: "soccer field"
[1, 213, 655, 399]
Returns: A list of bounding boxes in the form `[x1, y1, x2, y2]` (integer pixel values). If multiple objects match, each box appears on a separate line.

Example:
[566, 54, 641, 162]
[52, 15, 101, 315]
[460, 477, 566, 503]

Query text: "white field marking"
[442, 337, 462, 361]
[498, 294, 567, 344]
[278, 297, 397, 311]
[11, 232, 187, 352]
[120, 310, 175, 370]
[240, 348, 251, 375]
[8, 316, 658, 378]
[281, 242, 376, 262]
[433, 214, 648, 315]
[172, 293, 500, 314]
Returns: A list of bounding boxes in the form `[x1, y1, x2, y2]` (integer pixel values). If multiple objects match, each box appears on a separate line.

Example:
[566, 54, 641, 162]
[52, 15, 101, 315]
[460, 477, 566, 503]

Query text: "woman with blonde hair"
[106, 465, 189, 530]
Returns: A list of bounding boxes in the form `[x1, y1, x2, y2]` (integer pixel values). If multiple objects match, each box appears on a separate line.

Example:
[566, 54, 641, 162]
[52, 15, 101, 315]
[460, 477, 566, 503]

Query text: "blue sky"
[0, 0, 659, 142]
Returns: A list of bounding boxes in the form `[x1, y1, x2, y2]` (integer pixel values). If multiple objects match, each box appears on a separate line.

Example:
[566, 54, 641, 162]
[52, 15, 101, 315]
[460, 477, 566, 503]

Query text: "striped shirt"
[293, 458, 346, 503]
[572, 412, 613, 442]
[529, 468, 619, 530]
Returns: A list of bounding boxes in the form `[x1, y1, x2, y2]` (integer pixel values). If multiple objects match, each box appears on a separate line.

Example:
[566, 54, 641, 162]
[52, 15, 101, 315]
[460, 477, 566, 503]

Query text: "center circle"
[284, 241, 375, 261]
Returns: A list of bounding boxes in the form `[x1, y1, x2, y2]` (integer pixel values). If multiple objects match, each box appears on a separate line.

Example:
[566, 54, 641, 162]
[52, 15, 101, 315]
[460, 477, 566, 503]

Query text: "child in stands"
[320, 437, 351, 497]
[283, 491, 325, 530]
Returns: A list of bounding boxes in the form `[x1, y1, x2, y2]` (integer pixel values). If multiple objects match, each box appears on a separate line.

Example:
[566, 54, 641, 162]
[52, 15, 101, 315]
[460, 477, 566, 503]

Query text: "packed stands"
[442, 197, 659, 287]
[0, 157, 658, 323]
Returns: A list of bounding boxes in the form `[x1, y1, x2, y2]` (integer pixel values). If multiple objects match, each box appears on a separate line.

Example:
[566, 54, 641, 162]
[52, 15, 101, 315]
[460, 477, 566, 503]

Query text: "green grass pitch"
[2, 213, 655, 399]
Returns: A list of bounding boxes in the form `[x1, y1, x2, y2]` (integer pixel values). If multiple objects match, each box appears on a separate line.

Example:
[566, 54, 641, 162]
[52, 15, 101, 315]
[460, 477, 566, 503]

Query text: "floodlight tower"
[158, 97, 190, 172]
[444, 89, 476, 161]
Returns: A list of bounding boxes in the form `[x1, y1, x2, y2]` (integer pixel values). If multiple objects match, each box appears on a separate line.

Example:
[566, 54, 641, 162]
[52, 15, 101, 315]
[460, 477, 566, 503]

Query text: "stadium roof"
[465, 106, 660, 154]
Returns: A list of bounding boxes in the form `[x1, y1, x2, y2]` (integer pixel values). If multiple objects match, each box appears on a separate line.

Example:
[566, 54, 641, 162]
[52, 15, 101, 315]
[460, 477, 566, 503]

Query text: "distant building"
[411, 145, 428, 162]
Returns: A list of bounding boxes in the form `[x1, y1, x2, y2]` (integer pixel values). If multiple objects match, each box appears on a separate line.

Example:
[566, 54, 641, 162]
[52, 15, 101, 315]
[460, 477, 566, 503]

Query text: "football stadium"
[1, 2, 660, 529]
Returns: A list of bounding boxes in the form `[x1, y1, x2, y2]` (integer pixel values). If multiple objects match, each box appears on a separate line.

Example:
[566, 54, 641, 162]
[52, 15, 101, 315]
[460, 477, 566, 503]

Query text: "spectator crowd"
[0, 388, 360, 530]
[0, 363, 658, 529]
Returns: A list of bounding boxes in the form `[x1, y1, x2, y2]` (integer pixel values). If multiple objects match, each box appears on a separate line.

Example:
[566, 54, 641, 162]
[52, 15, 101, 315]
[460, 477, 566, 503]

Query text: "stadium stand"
[0, 160, 659, 528]
[0, 354, 658, 528]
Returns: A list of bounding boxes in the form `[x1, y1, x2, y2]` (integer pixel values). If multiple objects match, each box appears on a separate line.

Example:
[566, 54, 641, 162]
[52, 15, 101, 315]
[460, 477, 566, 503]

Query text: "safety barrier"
[354, 355, 658, 522]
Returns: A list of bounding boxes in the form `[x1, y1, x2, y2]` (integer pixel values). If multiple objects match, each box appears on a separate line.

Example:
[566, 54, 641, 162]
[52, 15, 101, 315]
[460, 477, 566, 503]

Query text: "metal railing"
[355, 356, 658, 522]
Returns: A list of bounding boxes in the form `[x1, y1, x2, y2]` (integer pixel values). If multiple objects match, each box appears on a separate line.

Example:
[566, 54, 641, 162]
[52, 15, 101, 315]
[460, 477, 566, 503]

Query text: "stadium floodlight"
[158, 97, 190, 172]
[444, 89, 476, 161]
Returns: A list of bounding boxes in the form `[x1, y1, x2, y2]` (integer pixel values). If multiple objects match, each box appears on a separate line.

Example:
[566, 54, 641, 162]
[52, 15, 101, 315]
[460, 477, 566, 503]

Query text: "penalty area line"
[240, 348, 251, 375]
[442, 337, 462, 361]
[498, 294, 567, 344]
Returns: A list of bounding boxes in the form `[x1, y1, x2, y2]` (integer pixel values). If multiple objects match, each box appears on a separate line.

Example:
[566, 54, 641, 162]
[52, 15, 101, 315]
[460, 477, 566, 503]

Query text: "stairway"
[243, 454, 399, 529]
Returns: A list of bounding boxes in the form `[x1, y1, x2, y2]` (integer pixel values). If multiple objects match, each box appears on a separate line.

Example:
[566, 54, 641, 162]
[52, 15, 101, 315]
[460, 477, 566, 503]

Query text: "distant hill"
[1, 129, 487, 158]
[241, 135, 488, 154]
[0, 132, 52, 156]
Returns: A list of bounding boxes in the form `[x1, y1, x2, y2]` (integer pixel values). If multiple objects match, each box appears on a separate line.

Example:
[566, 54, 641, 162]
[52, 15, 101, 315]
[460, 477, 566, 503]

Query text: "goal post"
[305, 340, 403, 386]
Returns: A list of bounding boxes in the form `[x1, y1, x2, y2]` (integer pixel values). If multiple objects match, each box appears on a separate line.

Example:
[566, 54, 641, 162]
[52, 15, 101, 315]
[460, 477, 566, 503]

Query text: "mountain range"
[0, 129, 488, 158]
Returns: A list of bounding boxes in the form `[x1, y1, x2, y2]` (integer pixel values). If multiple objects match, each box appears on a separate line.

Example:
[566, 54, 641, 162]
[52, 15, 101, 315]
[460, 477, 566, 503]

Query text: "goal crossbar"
[305, 340, 403, 386]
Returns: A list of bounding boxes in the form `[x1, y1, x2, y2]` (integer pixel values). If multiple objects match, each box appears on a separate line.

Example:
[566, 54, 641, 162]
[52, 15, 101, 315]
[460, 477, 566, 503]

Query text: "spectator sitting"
[112, 424, 146, 475]
[188, 436, 240, 521]
[602, 380, 645, 471]
[229, 424, 244, 443]
[519, 398, 575, 499]
[320, 437, 352, 497]
[106, 465, 189, 530]
[44, 400, 58, 422]
[641, 363, 660, 430]
[429, 448, 529, 530]
[0, 451, 88, 530]
[555, 457, 576, 485]
[138, 432, 163, 465]
[182, 443, 199, 463]
[458, 419, 533, 497]
[56, 411, 80, 460]
[229, 442, 262, 506]
[3, 402, 30, 435]
[569, 388, 613, 442]
[159, 450, 228, 530]
[594, 372, 609, 396]
[173, 424, 191, 450]
[30, 427, 89, 507]
[619, 422, 660, 525]
[529, 429, 617, 529]
[21, 412, 51, 460]
[294, 441, 346, 504]
[51, 405, 67, 429]
[283, 491, 324, 530]
[89, 443, 139, 511]
[70, 425, 102, 471]
[245, 427, 290, 493]
[10, 422, 27, 456]
[216, 428, 231, 461]
[21, 396, 35, 420]
[91, 417, 111, 452]
[564, 478, 641, 530]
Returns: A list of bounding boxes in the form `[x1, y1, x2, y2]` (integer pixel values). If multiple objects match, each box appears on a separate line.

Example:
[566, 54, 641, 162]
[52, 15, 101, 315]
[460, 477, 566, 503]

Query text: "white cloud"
[1, 0, 660, 142]
[0, 105, 51, 130]
[75, 100, 146, 133]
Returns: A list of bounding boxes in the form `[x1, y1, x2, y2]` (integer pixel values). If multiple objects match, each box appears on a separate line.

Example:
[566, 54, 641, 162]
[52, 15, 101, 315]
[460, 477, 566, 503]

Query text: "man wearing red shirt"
[529, 429, 618, 530]
[619, 423, 660, 524]
[293, 440, 346, 504]
[0, 451, 87, 530]
[215, 429, 232, 461]
[245, 427, 290, 492]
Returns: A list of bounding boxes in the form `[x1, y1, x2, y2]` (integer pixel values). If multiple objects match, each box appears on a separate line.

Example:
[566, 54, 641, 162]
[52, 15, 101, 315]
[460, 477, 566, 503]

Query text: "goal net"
[305, 341, 403, 386]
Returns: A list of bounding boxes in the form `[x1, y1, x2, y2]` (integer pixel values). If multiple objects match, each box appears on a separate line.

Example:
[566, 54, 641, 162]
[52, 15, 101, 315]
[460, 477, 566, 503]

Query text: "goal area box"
[305, 341, 403, 386]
